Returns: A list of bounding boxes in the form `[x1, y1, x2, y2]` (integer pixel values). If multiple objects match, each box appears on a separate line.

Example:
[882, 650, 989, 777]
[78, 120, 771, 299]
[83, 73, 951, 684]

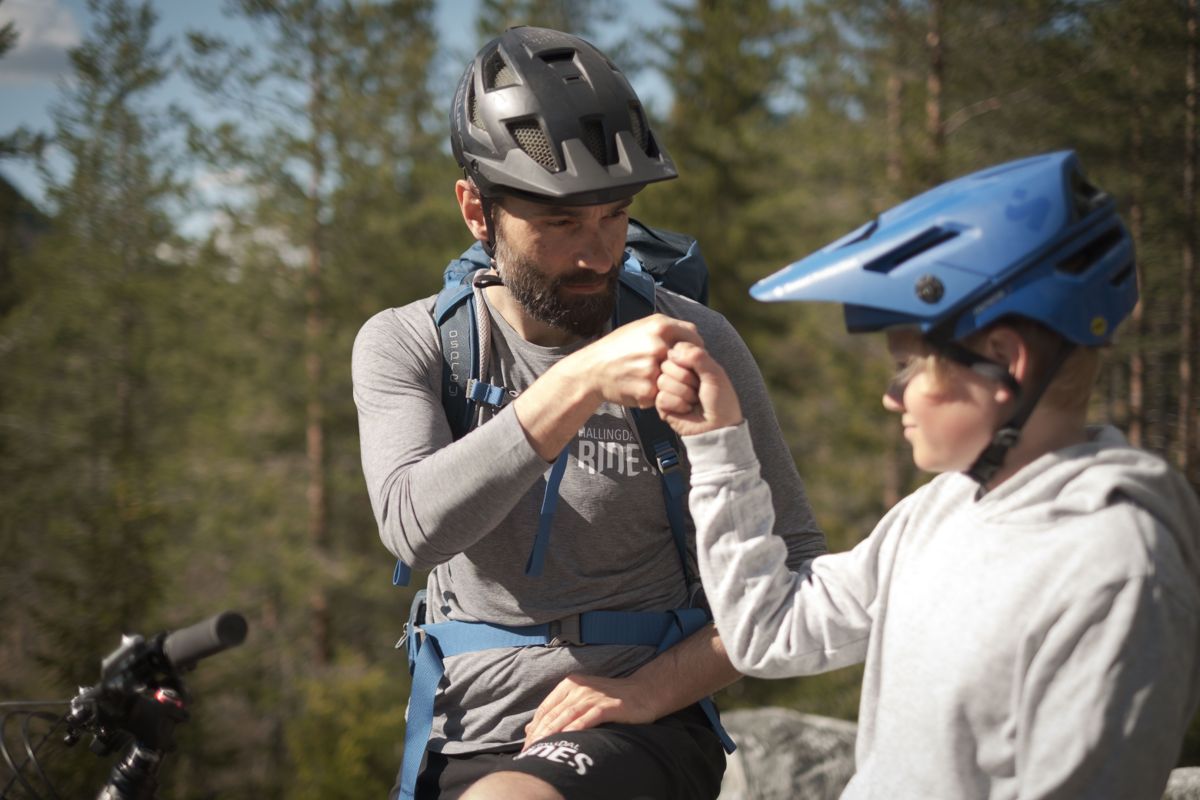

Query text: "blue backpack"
[390, 220, 732, 800]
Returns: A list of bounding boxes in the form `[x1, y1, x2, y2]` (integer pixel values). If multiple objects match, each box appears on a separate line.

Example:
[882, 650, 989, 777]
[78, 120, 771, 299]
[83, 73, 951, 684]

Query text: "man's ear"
[456, 179, 490, 243]
[983, 326, 1030, 403]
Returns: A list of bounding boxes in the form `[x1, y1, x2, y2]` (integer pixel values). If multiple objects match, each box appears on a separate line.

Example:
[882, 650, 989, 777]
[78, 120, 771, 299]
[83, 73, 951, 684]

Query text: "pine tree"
[0, 0, 191, 792]
[180, 1, 461, 791]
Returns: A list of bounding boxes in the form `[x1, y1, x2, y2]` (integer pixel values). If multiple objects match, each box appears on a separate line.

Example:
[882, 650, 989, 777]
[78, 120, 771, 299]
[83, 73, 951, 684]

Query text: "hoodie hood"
[975, 425, 1200, 588]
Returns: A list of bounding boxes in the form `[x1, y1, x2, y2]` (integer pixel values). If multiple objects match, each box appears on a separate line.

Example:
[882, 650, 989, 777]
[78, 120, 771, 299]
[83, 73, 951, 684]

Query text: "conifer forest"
[1, 0, 1198, 795]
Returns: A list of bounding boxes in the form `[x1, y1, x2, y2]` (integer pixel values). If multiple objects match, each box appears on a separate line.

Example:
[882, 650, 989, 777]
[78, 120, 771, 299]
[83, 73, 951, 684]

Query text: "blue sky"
[0, 0, 671, 210]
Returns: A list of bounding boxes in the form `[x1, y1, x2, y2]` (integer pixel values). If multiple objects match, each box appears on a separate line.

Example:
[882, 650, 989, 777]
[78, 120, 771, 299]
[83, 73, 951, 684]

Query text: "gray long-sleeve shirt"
[352, 286, 824, 753]
[687, 422, 1200, 799]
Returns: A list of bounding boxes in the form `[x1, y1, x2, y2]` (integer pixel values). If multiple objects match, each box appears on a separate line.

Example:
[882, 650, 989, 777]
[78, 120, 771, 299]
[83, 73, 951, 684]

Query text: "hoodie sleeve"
[685, 421, 910, 677]
[661, 293, 826, 569]
[1015, 509, 1200, 799]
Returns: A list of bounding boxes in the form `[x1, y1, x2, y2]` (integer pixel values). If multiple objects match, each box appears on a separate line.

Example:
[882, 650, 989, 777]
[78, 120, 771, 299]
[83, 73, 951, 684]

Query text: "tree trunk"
[882, 0, 906, 509]
[1181, 0, 1198, 480]
[924, 0, 945, 185]
[306, 25, 331, 667]
[1129, 63, 1146, 447]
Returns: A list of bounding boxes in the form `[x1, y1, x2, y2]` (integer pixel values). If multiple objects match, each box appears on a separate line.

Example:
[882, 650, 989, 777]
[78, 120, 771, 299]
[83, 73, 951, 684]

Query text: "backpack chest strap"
[395, 604, 735, 799]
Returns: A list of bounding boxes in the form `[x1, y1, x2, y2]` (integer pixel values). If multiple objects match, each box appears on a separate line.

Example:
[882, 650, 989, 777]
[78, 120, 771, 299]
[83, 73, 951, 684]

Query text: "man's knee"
[459, 770, 564, 800]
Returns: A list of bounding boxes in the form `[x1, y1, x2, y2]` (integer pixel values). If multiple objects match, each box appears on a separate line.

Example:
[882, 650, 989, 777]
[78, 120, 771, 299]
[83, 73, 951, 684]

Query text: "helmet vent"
[1110, 259, 1135, 287]
[469, 84, 481, 128]
[483, 50, 516, 90]
[471, 51, 516, 129]
[629, 105, 649, 152]
[509, 120, 559, 171]
[834, 219, 879, 249]
[1056, 225, 1123, 275]
[539, 49, 583, 84]
[581, 118, 608, 165]
[1070, 170, 1108, 218]
[539, 49, 575, 64]
[864, 227, 958, 274]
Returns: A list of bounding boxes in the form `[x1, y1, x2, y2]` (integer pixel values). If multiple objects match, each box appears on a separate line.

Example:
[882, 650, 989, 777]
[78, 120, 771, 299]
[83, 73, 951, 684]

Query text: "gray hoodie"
[686, 423, 1200, 800]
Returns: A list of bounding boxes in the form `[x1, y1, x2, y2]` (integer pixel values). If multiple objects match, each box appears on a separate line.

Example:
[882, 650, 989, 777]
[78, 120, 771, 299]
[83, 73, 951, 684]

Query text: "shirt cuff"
[681, 420, 758, 478]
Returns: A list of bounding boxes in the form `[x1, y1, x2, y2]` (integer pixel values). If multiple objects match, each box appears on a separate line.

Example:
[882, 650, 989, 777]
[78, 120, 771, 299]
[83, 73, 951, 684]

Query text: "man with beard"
[352, 26, 824, 800]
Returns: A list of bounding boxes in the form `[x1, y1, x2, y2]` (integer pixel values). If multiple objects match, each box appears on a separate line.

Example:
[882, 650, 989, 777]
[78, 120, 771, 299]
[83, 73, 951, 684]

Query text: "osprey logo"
[513, 739, 594, 776]
[1005, 189, 1051, 232]
[447, 329, 461, 396]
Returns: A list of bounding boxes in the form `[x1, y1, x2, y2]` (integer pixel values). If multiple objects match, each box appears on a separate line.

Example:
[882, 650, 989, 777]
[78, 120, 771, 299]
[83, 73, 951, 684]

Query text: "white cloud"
[0, 0, 82, 85]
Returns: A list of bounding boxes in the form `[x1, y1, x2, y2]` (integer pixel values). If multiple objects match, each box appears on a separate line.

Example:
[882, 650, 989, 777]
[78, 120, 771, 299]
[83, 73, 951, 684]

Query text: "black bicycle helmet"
[451, 26, 677, 206]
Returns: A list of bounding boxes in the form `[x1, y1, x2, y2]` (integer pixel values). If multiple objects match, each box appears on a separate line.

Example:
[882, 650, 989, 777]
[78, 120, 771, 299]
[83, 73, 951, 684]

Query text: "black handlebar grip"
[162, 611, 248, 669]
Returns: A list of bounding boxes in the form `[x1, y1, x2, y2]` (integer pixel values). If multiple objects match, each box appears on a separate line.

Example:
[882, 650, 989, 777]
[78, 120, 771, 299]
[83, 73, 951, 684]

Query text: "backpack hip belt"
[395, 592, 735, 800]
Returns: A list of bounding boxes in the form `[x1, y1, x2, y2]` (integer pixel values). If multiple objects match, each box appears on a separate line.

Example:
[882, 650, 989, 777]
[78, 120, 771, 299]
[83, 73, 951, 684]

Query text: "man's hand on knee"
[523, 673, 658, 749]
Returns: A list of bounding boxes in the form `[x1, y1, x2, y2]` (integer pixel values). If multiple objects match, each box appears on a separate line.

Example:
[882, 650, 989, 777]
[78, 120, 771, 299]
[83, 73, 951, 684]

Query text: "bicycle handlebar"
[162, 611, 247, 670]
[1, 610, 249, 800]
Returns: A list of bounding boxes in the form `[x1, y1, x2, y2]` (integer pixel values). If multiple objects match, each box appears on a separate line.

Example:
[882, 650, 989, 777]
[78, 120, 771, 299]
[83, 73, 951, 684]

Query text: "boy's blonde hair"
[991, 318, 1101, 415]
[922, 319, 1102, 415]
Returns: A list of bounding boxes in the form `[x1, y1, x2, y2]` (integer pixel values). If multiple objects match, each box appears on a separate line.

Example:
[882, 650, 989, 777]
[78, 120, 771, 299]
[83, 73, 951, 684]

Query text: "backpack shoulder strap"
[435, 277, 480, 443]
[436, 242, 513, 441]
[616, 262, 701, 599]
[394, 246, 502, 588]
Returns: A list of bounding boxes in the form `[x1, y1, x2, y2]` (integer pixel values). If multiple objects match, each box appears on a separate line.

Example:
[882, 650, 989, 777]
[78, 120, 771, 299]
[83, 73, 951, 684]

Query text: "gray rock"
[717, 707, 856, 800]
[1166, 767, 1200, 800]
[716, 707, 1198, 800]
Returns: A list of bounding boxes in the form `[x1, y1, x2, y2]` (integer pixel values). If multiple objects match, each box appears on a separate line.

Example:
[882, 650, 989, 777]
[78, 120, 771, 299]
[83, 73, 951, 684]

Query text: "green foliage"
[1184, 711, 1200, 768]
[0, 11, 14, 57]
[284, 655, 408, 799]
[641, 0, 805, 327]
[0, 0, 182, 690]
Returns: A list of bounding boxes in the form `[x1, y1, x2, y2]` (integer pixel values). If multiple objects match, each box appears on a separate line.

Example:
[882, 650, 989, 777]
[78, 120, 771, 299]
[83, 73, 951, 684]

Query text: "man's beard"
[495, 238, 620, 339]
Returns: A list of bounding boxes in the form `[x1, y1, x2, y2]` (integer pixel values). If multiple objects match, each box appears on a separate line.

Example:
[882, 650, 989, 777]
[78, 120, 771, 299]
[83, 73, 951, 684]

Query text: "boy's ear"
[983, 326, 1031, 403]
[455, 179, 490, 243]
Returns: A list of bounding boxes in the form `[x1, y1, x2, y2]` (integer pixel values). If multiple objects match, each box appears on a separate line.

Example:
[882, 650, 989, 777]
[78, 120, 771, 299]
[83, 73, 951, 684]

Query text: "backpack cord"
[472, 273, 497, 432]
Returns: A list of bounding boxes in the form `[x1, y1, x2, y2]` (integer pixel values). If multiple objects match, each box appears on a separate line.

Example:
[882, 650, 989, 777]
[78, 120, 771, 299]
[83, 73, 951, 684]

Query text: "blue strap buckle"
[653, 440, 681, 474]
[547, 615, 582, 647]
[465, 378, 510, 408]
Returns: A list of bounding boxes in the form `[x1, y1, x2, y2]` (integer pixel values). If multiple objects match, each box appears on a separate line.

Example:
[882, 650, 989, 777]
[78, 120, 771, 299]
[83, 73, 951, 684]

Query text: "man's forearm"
[627, 623, 742, 720]
[512, 354, 604, 461]
[521, 622, 742, 746]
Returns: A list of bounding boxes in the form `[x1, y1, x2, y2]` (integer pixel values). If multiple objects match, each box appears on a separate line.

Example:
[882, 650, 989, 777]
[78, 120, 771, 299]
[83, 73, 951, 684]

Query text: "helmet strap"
[965, 339, 1076, 493]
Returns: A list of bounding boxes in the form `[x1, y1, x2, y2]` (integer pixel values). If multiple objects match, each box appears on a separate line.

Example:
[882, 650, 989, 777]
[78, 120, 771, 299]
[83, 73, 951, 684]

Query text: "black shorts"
[407, 704, 726, 800]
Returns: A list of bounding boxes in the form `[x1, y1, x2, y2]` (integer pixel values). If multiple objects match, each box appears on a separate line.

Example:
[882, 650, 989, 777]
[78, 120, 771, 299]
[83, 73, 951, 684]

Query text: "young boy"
[655, 151, 1200, 799]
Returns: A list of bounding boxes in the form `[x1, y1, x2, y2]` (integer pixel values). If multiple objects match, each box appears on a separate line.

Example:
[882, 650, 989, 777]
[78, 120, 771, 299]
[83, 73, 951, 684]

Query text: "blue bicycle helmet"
[751, 151, 1136, 347]
[752, 151, 1138, 488]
